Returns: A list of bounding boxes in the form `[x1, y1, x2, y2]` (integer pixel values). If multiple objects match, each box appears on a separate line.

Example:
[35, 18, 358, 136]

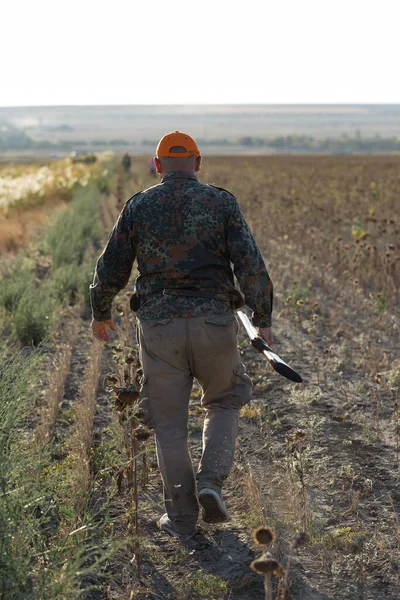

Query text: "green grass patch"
[0, 260, 33, 313]
[12, 281, 56, 346]
[51, 262, 94, 308]
[185, 571, 229, 599]
[0, 183, 104, 346]
[0, 346, 122, 598]
[44, 185, 102, 269]
[0, 347, 48, 597]
[0, 262, 55, 346]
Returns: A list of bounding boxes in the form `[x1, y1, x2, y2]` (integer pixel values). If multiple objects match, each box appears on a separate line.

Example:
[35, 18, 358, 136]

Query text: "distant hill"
[0, 120, 34, 150]
[0, 104, 400, 155]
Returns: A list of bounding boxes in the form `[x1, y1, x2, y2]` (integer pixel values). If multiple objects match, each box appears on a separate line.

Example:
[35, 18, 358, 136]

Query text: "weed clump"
[0, 262, 33, 312]
[12, 284, 55, 346]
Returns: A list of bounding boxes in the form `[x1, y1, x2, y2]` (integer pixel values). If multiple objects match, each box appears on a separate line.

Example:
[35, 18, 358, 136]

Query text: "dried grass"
[0, 199, 66, 255]
[65, 338, 103, 522]
[35, 319, 79, 447]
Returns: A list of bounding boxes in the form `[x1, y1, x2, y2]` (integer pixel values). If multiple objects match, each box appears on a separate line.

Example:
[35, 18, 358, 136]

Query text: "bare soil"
[9, 156, 399, 599]
[54, 274, 399, 599]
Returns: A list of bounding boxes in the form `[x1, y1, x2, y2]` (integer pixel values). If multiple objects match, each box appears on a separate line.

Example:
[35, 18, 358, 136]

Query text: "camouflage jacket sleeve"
[90, 203, 136, 321]
[226, 198, 273, 328]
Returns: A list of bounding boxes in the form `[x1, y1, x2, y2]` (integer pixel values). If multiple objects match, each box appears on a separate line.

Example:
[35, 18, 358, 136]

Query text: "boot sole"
[198, 491, 228, 523]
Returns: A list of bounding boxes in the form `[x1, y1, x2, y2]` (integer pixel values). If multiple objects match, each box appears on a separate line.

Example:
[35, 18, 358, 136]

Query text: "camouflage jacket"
[90, 171, 273, 327]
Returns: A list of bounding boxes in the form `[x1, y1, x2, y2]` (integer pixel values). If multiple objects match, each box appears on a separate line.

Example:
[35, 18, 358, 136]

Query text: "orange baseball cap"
[156, 131, 200, 158]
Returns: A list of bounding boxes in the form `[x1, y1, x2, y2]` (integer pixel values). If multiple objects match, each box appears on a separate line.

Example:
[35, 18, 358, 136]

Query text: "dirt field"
[1, 155, 399, 599]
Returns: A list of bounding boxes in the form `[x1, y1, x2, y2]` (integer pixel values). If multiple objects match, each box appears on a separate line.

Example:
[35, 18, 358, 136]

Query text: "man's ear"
[154, 157, 163, 174]
[195, 155, 201, 172]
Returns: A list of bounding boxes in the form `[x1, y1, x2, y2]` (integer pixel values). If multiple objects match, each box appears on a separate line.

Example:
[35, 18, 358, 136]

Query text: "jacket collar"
[161, 171, 198, 183]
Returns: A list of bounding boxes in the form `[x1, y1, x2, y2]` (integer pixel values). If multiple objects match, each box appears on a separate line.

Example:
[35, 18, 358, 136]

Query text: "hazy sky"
[2, 0, 399, 107]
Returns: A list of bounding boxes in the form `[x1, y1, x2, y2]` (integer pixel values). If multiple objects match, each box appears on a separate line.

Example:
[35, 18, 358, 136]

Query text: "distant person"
[90, 131, 273, 539]
[122, 151, 131, 174]
[148, 156, 156, 177]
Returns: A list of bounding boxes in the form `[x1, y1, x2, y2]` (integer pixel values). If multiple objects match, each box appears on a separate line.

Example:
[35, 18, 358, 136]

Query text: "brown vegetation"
[0, 203, 56, 254]
[1, 156, 399, 599]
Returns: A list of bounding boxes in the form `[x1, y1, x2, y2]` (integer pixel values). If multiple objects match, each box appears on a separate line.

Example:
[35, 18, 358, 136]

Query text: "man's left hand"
[91, 318, 116, 343]
[259, 326, 272, 347]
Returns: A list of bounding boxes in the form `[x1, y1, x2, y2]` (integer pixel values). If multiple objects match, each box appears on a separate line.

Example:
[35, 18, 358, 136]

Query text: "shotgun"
[237, 311, 303, 383]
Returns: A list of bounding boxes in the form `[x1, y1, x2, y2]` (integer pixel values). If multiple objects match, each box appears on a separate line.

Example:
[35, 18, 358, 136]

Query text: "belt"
[130, 287, 245, 311]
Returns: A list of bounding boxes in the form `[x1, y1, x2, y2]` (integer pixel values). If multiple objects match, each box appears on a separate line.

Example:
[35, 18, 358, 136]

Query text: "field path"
[75, 159, 400, 599]
[22, 157, 398, 600]
[73, 290, 398, 599]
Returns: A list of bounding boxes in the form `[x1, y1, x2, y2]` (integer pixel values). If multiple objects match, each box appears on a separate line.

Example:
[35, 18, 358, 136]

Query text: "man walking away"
[122, 151, 131, 174]
[90, 131, 273, 538]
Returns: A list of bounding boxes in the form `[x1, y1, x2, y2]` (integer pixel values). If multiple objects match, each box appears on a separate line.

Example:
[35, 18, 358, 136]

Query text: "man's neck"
[161, 170, 197, 179]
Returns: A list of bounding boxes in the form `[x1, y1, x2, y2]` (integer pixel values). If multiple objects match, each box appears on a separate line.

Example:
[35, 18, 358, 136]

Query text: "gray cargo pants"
[137, 314, 252, 534]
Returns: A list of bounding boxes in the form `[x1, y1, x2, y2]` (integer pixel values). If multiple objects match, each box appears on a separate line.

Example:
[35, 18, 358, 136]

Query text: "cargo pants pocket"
[204, 315, 236, 327]
[230, 364, 253, 407]
[204, 314, 238, 338]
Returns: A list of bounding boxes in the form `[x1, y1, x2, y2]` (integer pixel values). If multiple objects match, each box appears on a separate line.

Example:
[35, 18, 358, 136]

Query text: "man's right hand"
[259, 327, 272, 347]
[91, 318, 116, 343]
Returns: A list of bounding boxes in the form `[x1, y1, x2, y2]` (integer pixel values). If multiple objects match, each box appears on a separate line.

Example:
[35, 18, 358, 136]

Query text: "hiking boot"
[157, 514, 196, 539]
[198, 488, 229, 523]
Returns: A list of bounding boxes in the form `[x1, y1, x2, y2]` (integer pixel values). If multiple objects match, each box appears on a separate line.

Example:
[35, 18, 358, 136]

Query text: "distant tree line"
[2, 132, 400, 154]
[0, 137, 135, 151]
[236, 134, 400, 153]
[105, 135, 400, 153]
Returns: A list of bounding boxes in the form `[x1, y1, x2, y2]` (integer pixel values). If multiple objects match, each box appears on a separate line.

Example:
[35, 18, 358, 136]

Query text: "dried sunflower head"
[113, 385, 139, 411]
[111, 344, 124, 353]
[292, 531, 308, 549]
[253, 526, 275, 546]
[134, 425, 151, 441]
[104, 374, 119, 392]
[250, 553, 283, 576]
[104, 374, 119, 385]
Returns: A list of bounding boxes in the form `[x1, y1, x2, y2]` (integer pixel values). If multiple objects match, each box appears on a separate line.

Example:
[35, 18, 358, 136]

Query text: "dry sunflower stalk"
[104, 351, 152, 578]
[250, 526, 308, 600]
[250, 527, 283, 600]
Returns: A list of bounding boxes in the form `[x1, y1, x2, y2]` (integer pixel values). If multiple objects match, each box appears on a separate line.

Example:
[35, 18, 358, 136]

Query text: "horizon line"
[1, 102, 400, 109]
